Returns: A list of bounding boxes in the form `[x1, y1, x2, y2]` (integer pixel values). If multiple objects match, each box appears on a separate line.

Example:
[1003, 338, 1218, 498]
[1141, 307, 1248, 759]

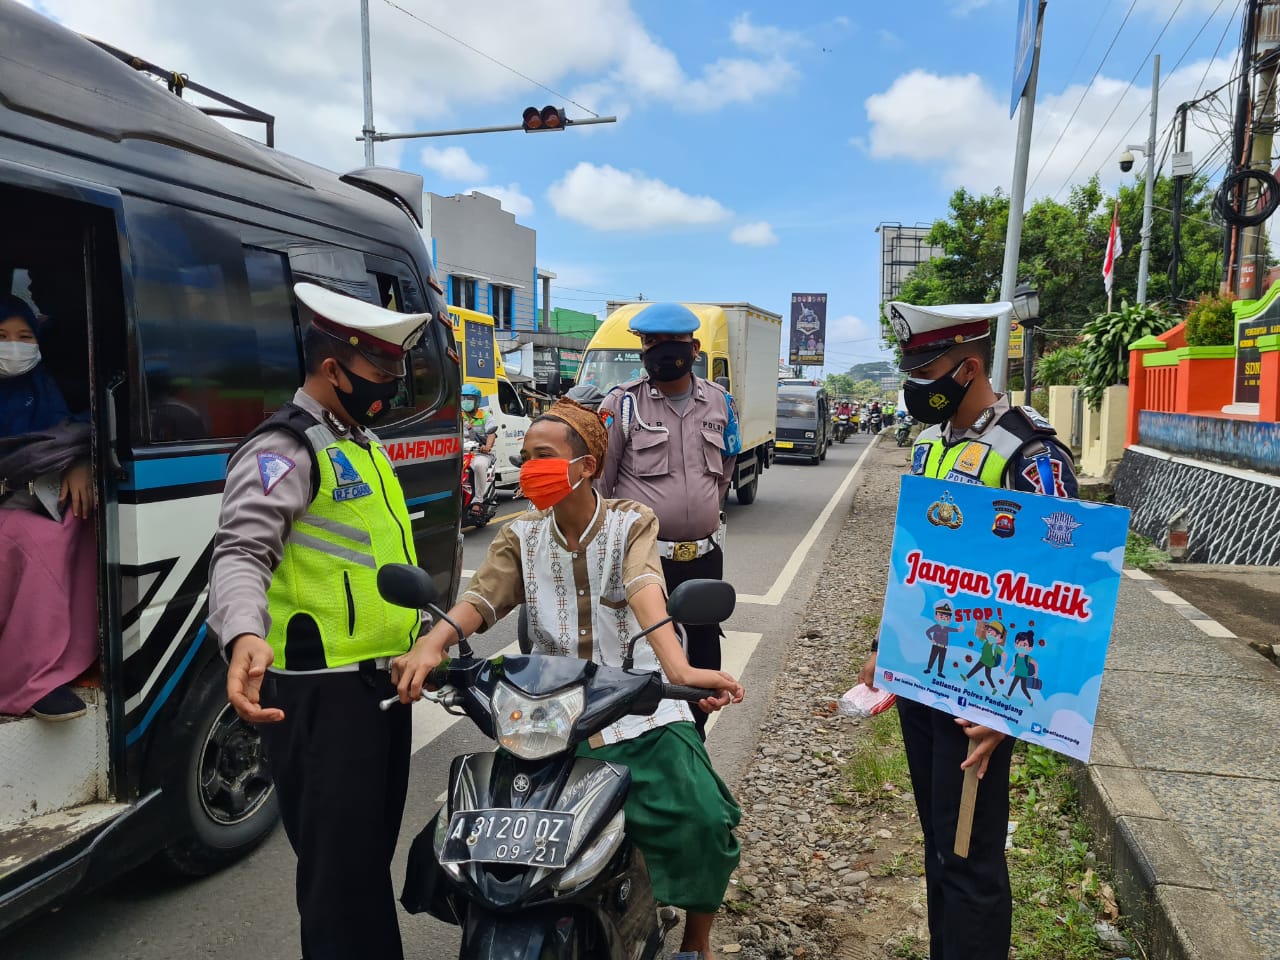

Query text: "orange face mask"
[518, 456, 588, 510]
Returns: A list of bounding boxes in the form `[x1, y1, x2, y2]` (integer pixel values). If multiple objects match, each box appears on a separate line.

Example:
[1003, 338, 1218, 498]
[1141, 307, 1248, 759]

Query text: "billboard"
[789, 293, 827, 367]
[1011, 0, 1040, 116]
[878, 224, 944, 306]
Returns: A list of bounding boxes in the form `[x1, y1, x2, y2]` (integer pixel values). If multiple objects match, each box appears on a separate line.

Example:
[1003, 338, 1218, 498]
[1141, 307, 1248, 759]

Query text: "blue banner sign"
[875, 475, 1129, 761]
[1011, 0, 1040, 117]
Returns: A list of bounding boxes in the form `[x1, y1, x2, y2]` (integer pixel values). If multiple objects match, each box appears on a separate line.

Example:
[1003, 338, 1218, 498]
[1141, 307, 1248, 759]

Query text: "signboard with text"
[463, 319, 494, 381]
[875, 475, 1129, 762]
[1236, 310, 1280, 404]
[788, 293, 827, 367]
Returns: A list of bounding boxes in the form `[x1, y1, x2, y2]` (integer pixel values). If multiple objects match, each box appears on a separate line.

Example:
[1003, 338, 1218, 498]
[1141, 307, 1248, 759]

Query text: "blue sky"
[29, 0, 1245, 372]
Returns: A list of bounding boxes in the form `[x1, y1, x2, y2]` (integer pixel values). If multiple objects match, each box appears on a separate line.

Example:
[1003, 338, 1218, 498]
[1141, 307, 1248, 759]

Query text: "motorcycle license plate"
[440, 808, 575, 869]
[775, 441, 794, 449]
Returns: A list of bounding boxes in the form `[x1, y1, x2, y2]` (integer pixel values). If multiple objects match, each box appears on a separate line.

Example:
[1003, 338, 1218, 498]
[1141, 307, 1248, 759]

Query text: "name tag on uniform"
[333, 483, 373, 501]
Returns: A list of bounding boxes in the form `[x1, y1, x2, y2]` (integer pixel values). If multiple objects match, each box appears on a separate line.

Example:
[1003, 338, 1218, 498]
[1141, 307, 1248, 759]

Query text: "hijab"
[0, 295, 70, 436]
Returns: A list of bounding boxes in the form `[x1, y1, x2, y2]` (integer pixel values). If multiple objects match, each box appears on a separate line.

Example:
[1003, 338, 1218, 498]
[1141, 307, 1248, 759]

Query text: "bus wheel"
[736, 476, 758, 505]
[160, 667, 278, 876]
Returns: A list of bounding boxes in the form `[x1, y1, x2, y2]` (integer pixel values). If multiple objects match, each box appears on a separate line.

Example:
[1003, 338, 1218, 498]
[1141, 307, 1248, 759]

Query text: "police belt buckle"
[671, 541, 699, 563]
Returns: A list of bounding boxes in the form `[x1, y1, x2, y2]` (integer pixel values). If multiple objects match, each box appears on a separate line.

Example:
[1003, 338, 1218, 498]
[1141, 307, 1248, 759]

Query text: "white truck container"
[580, 301, 783, 504]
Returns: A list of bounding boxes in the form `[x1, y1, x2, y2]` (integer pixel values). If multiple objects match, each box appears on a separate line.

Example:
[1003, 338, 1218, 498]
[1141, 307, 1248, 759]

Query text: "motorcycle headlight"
[554, 809, 626, 892]
[491, 682, 585, 760]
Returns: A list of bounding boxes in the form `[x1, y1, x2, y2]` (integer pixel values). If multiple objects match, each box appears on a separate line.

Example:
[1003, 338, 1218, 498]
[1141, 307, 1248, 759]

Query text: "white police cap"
[295, 281, 430, 357]
[628, 302, 700, 335]
[888, 301, 1011, 372]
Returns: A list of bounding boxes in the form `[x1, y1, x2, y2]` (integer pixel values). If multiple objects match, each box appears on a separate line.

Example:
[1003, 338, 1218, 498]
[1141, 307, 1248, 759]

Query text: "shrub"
[1035, 344, 1087, 386]
[1184, 292, 1236, 347]
[1081, 300, 1175, 410]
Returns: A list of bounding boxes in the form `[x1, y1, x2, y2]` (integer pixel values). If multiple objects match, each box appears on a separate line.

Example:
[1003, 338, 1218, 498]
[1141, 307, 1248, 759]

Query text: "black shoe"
[31, 686, 86, 721]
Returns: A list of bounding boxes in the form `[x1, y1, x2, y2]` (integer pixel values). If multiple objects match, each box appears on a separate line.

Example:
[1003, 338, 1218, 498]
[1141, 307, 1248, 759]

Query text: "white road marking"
[1151, 589, 1185, 605]
[704, 630, 762, 737]
[411, 640, 519, 754]
[1123, 568, 1154, 580]
[738, 441, 878, 606]
[1192, 619, 1235, 638]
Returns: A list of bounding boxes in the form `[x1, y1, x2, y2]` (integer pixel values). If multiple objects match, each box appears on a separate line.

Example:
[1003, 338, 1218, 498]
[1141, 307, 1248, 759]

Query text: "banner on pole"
[1011, 0, 1040, 116]
[1008, 320, 1024, 360]
[788, 293, 827, 367]
[875, 475, 1129, 762]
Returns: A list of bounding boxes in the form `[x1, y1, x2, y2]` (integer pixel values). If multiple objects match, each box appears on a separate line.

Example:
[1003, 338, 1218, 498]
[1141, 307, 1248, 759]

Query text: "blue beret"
[629, 302, 700, 335]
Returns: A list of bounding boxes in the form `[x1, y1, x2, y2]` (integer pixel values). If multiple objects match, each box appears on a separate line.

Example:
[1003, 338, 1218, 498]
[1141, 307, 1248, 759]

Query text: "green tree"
[824, 372, 855, 396]
[881, 175, 1225, 349]
[851, 378, 881, 400]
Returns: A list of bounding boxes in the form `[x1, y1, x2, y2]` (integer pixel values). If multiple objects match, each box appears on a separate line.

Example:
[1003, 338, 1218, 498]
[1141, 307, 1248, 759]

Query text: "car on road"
[775, 385, 831, 464]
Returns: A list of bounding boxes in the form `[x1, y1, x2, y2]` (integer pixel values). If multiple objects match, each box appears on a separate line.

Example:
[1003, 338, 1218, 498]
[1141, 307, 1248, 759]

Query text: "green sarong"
[576, 721, 740, 913]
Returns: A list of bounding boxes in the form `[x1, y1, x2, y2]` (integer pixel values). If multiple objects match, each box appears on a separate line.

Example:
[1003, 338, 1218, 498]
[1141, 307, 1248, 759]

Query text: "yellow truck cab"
[449, 306, 531, 489]
[579, 301, 782, 505]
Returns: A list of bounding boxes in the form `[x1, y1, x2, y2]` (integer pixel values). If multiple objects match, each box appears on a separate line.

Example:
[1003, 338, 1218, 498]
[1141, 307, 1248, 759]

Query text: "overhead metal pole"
[359, 116, 618, 142]
[1136, 55, 1160, 305]
[360, 0, 376, 165]
[993, 2, 1045, 393]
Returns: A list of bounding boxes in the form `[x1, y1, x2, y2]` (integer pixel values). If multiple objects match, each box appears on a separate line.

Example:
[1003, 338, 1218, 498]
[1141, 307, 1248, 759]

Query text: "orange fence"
[1144, 365, 1178, 414]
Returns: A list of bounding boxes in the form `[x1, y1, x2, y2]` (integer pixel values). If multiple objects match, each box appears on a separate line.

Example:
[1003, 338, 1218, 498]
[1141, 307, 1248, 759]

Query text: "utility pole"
[360, 0, 376, 166]
[1241, 7, 1280, 299]
[1136, 55, 1160, 305]
[993, 0, 1046, 393]
[1226, 0, 1261, 289]
[1169, 102, 1190, 303]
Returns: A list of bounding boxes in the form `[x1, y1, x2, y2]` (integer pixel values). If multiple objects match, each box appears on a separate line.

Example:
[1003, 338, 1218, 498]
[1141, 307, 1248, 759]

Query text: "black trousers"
[660, 544, 723, 740]
[261, 666, 411, 960]
[897, 697, 1015, 960]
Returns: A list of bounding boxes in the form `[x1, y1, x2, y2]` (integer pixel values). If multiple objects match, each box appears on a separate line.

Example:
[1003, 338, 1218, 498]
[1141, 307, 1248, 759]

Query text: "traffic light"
[522, 105, 566, 132]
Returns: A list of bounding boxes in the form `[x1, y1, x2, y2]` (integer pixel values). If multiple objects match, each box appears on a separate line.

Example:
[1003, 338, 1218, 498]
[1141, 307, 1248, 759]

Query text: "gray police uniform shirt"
[207, 389, 377, 655]
[597, 376, 735, 543]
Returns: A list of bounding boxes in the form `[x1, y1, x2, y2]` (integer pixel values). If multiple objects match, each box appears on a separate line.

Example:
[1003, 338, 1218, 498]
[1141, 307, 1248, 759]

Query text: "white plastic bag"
[837, 683, 897, 718]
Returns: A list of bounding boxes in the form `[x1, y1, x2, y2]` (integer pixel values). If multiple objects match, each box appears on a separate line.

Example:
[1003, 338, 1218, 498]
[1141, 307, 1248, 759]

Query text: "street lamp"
[1013, 282, 1041, 403]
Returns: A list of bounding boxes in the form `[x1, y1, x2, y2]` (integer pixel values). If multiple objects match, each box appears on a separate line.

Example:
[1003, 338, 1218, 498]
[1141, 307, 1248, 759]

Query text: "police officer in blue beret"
[597, 302, 742, 739]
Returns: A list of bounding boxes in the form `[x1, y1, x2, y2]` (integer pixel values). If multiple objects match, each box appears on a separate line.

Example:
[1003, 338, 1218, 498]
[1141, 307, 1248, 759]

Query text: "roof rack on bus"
[85, 36, 276, 147]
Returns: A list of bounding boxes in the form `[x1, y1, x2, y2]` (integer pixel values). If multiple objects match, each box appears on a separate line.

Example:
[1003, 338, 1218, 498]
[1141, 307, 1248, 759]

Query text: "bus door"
[0, 172, 133, 899]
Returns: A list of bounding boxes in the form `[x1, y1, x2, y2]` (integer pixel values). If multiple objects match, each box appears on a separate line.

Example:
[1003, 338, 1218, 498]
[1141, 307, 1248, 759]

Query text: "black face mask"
[335, 362, 399, 426]
[642, 340, 695, 382]
[903, 361, 972, 425]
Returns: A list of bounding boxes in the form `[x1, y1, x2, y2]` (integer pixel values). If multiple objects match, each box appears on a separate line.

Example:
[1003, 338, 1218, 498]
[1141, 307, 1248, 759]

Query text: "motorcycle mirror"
[666, 579, 736, 625]
[509, 455, 525, 469]
[377, 563, 440, 610]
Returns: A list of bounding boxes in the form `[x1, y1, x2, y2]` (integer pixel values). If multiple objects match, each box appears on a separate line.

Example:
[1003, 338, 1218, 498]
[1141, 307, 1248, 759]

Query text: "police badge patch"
[327, 448, 363, 486]
[889, 304, 912, 343]
[257, 452, 295, 495]
[911, 444, 929, 475]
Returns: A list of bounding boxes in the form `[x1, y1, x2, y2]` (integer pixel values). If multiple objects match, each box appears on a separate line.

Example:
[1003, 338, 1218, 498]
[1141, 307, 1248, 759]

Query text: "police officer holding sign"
[597, 302, 741, 739]
[207, 283, 431, 960]
[860, 301, 1078, 960]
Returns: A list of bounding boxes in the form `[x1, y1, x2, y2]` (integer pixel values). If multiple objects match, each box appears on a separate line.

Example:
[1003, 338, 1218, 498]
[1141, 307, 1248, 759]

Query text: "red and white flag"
[1102, 198, 1123, 294]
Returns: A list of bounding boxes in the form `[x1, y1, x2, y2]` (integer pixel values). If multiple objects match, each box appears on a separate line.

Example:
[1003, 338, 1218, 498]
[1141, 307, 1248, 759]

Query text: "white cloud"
[419, 146, 487, 181]
[466, 184, 534, 218]
[862, 56, 1237, 198]
[730, 13, 805, 53]
[30, 0, 796, 176]
[547, 163, 731, 231]
[730, 221, 779, 246]
[878, 29, 903, 50]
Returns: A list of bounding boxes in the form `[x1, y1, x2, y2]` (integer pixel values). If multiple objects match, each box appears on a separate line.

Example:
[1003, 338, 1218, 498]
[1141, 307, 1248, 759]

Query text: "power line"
[1049, 0, 1195, 199]
[378, 0, 600, 117]
[1027, 0, 1142, 194]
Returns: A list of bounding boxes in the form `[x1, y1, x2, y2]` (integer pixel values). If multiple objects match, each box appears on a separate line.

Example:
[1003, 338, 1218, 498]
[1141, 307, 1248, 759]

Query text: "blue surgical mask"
[461, 399, 477, 413]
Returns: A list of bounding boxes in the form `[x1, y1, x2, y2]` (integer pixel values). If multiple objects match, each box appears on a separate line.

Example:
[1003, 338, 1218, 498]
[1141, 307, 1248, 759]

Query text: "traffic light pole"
[360, 116, 617, 142]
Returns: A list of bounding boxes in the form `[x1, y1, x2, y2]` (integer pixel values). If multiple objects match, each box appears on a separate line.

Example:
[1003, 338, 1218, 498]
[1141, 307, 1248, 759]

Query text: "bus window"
[128, 203, 302, 443]
[366, 266, 444, 419]
[712, 358, 729, 383]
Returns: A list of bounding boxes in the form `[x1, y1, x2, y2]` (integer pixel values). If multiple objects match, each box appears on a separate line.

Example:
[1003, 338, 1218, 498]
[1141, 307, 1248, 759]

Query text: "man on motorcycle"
[460, 383, 497, 518]
[393, 398, 744, 960]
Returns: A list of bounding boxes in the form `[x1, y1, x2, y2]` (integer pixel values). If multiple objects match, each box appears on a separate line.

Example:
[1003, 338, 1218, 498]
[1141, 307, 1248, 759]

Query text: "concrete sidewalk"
[1079, 571, 1279, 960]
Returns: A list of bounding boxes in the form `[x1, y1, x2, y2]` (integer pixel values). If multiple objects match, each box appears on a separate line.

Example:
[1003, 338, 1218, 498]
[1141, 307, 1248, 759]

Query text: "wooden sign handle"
[954, 739, 980, 858]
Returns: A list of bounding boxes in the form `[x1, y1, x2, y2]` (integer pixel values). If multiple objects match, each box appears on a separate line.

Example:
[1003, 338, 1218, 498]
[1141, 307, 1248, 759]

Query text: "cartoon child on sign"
[923, 599, 963, 678]
[1005, 629, 1042, 704]
[965, 620, 1007, 690]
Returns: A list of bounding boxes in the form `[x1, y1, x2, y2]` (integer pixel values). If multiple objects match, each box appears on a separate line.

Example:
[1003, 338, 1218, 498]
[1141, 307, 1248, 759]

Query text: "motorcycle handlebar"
[661, 683, 721, 702]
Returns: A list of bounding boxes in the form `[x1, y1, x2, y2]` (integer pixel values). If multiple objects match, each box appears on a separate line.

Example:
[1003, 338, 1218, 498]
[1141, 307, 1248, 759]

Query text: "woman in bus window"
[0, 294, 97, 720]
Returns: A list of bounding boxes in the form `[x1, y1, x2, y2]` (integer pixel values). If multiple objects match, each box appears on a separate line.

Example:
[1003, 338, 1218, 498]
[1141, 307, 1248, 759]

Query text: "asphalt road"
[5, 433, 877, 960]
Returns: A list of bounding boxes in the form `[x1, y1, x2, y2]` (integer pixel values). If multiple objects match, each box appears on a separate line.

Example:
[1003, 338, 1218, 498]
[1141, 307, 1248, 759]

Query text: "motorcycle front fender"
[460, 907, 591, 960]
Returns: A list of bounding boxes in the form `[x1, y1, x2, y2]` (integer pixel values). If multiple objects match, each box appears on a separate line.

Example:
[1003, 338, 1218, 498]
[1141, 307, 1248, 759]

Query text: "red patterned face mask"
[518, 456, 588, 510]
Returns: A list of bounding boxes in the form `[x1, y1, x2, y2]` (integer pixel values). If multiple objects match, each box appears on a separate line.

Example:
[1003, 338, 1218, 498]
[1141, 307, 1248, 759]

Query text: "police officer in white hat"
[861, 300, 1078, 960]
[207, 282, 432, 960]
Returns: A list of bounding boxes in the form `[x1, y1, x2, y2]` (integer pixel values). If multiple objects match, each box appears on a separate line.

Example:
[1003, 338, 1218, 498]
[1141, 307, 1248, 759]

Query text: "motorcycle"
[895, 415, 915, 447]
[867, 410, 883, 434]
[462, 439, 499, 529]
[375, 564, 734, 960]
[833, 414, 851, 443]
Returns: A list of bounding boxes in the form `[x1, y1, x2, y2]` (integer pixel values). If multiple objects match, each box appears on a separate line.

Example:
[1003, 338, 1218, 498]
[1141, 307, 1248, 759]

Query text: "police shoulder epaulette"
[1010, 405, 1058, 436]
